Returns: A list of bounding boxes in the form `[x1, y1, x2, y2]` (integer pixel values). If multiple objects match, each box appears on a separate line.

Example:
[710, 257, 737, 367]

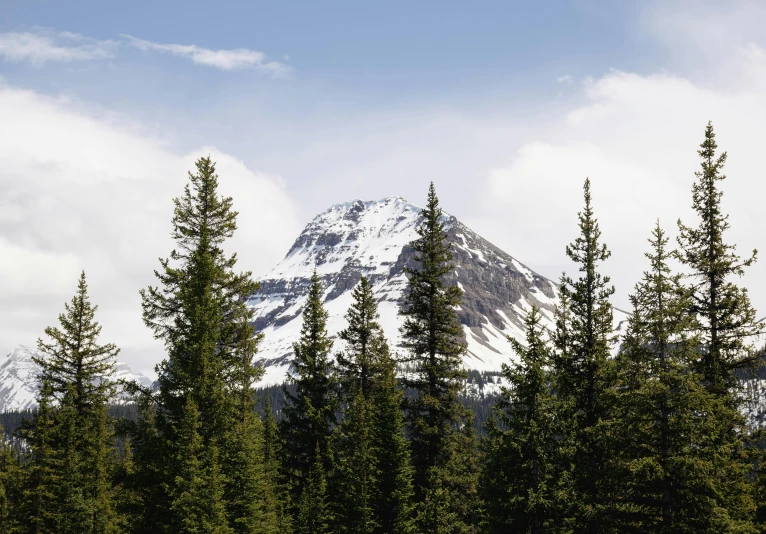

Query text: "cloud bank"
[0, 84, 301, 376]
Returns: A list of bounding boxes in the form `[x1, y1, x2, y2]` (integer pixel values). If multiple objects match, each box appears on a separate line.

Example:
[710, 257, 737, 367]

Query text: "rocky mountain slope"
[250, 196, 563, 384]
[0, 345, 153, 412]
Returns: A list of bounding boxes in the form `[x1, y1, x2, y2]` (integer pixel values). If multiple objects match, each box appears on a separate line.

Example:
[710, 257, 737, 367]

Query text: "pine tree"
[262, 399, 292, 532]
[332, 275, 414, 533]
[675, 122, 760, 529]
[139, 157, 268, 530]
[613, 222, 757, 532]
[223, 322, 278, 534]
[29, 271, 119, 534]
[336, 276, 385, 398]
[481, 306, 557, 534]
[399, 182, 478, 532]
[295, 445, 332, 534]
[0, 422, 20, 534]
[552, 178, 617, 533]
[370, 352, 415, 534]
[279, 271, 337, 509]
[170, 397, 232, 534]
[677, 121, 765, 394]
[333, 389, 376, 534]
[20, 377, 61, 534]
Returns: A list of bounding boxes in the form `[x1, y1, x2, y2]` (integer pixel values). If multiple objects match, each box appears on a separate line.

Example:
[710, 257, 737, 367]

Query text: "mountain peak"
[251, 197, 558, 385]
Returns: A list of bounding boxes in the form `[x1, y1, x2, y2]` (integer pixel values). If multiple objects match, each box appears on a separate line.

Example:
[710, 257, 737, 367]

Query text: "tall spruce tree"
[332, 275, 414, 533]
[336, 276, 385, 397]
[333, 389, 376, 534]
[370, 351, 415, 534]
[676, 122, 761, 529]
[138, 157, 273, 531]
[224, 322, 278, 534]
[279, 272, 337, 513]
[614, 222, 755, 533]
[399, 182, 478, 532]
[295, 445, 332, 534]
[19, 377, 60, 533]
[262, 399, 292, 532]
[481, 306, 558, 534]
[552, 178, 617, 533]
[27, 271, 119, 534]
[677, 121, 764, 394]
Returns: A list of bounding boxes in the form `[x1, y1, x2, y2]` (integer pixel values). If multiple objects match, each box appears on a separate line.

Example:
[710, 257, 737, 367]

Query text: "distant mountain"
[0, 345, 153, 412]
[249, 196, 572, 385]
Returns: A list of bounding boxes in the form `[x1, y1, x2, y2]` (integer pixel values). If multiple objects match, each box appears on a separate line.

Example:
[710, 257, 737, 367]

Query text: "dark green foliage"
[481, 306, 557, 534]
[370, 352, 415, 534]
[169, 397, 231, 534]
[400, 182, 479, 532]
[0, 422, 21, 534]
[333, 389, 376, 534]
[677, 122, 764, 395]
[336, 276, 386, 398]
[295, 445, 332, 534]
[614, 222, 756, 532]
[20, 272, 119, 534]
[279, 271, 337, 506]
[262, 399, 292, 532]
[332, 275, 415, 533]
[674, 122, 761, 529]
[552, 178, 617, 532]
[137, 157, 275, 532]
[223, 326, 278, 534]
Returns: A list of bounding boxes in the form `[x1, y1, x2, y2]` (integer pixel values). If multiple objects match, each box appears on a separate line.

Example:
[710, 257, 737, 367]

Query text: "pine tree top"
[35, 270, 118, 406]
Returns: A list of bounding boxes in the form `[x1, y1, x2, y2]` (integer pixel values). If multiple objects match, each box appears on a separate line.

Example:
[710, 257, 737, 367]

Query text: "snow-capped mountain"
[0, 345, 153, 412]
[250, 196, 561, 385]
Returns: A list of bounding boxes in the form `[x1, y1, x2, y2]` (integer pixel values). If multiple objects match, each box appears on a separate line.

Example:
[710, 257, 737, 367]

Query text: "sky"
[1, 0, 766, 377]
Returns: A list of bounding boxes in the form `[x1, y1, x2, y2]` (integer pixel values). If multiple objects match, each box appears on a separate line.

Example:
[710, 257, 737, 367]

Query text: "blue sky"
[2, 0, 766, 374]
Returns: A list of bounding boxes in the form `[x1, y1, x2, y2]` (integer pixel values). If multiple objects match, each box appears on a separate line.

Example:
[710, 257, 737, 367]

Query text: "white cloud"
[470, 63, 766, 319]
[556, 74, 573, 84]
[0, 84, 301, 376]
[122, 34, 290, 73]
[0, 31, 114, 65]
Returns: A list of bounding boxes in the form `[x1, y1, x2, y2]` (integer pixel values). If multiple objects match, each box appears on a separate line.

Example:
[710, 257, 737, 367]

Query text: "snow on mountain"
[0, 345, 153, 412]
[250, 196, 566, 385]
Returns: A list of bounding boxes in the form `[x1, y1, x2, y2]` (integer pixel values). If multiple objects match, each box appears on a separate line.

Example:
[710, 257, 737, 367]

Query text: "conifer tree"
[336, 276, 385, 397]
[677, 121, 765, 395]
[370, 351, 415, 534]
[675, 122, 761, 529]
[399, 182, 478, 532]
[552, 178, 617, 533]
[20, 377, 61, 533]
[481, 306, 557, 534]
[224, 322, 278, 534]
[295, 445, 332, 534]
[333, 389, 376, 534]
[28, 271, 119, 533]
[170, 397, 232, 534]
[138, 157, 269, 530]
[0, 422, 20, 534]
[262, 399, 292, 532]
[613, 222, 756, 532]
[279, 272, 337, 510]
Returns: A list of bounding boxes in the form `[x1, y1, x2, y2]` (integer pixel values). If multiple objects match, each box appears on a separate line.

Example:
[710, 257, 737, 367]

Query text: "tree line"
[0, 122, 765, 533]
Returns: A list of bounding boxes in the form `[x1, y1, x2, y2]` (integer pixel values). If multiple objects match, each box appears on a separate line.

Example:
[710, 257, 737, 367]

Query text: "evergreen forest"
[2, 122, 766, 533]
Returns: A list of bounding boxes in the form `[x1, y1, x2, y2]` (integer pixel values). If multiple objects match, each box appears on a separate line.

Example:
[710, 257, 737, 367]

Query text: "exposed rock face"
[249, 196, 559, 385]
